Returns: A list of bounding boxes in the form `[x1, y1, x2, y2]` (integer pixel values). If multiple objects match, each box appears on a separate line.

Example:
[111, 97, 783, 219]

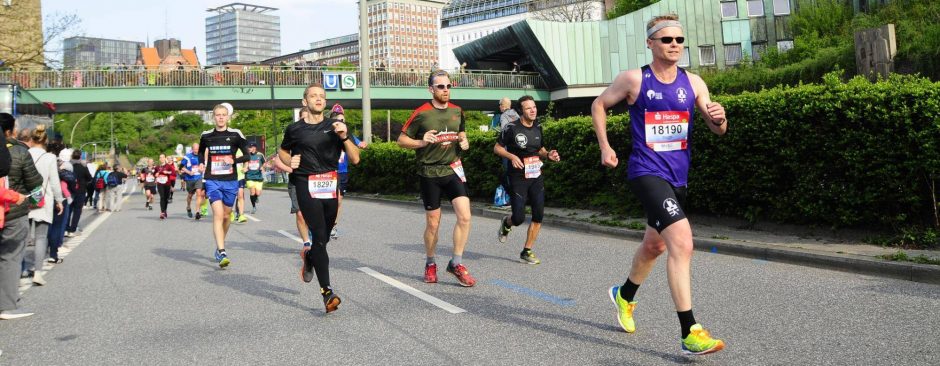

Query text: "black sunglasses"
[433, 84, 453, 90]
[651, 36, 685, 44]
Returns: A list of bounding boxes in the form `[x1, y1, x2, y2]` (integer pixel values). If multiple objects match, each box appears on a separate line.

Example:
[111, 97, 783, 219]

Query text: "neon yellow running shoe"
[608, 286, 637, 333]
[681, 324, 725, 355]
[237, 215, 247, 223]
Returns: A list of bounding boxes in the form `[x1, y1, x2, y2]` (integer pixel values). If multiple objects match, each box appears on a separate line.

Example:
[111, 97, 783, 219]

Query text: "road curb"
[268, 188, 939, 285]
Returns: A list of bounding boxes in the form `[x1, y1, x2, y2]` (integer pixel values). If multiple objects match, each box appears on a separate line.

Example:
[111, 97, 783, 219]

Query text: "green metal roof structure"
[454, 0, 795, 91]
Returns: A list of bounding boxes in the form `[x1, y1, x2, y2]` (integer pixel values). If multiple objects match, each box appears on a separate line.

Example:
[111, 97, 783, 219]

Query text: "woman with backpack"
[24, 125, 64, 286]
[92, 163, 110, 213]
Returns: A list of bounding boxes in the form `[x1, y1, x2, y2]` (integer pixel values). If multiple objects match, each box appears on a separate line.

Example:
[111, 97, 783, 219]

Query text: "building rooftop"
[206, 3, 277, 13]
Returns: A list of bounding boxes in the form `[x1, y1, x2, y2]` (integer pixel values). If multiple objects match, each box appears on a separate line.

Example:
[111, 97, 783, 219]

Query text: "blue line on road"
[487, 279, 576, 307]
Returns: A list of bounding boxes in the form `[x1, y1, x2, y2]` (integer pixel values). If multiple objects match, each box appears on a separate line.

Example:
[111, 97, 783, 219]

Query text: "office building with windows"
[365, 0, 448, 71]
[262, 34, 360, 66]
[63, 37, 145, 69]
[205, 3, 281, 65]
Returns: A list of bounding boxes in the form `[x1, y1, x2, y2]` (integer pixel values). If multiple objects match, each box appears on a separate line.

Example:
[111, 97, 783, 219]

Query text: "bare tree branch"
[530, 0, 605, 22]
[0, 11, 81, 69]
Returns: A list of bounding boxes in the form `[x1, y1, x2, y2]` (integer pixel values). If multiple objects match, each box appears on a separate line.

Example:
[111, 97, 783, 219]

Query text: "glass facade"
[63, 37, 145, 69]
[206, 8, 281, 65]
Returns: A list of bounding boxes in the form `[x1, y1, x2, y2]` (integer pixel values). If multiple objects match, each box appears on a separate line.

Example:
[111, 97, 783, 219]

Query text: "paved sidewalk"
[331, 191, 940, 285]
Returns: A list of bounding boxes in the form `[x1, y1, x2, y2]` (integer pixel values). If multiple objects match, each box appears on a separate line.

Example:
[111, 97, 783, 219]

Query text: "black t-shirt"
[113, 171, 128, 183]
[280, 119, 346, 176]
[198, 127, 250, 181]
[498, 119, 544, 176]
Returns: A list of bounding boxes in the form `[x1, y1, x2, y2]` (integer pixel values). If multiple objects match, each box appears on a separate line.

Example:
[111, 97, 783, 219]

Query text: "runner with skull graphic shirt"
[198, 104, 250, 268]
[493, 95, 560, 265]
[280, 84, 360, 313]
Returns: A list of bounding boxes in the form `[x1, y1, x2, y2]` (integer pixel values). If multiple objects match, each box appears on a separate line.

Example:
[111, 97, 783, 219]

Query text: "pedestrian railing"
[0, 67, 547, 90]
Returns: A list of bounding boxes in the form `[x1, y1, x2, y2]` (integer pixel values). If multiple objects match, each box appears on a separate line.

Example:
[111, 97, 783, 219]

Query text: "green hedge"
[349, 74, 940, 230]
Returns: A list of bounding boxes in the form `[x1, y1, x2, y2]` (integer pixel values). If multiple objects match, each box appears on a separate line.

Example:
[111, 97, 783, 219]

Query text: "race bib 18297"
[308, 171, 338, 199]
[644, 111, 690, 152]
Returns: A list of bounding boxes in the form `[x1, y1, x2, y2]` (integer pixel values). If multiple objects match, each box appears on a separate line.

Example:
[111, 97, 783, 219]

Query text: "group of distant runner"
[134, 15, 726, 356]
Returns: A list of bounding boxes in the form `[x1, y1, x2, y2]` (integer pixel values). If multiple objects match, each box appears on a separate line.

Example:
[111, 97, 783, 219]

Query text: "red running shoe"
[446, 262, 476, 287]
[424, 263, 438, 283]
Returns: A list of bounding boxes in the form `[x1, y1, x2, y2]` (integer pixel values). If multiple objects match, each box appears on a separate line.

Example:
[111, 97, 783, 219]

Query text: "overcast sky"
[42, 0, 361, 63]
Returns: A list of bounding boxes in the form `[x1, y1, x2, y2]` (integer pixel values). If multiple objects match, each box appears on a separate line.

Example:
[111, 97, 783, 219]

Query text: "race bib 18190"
[644, 111, 690, 152]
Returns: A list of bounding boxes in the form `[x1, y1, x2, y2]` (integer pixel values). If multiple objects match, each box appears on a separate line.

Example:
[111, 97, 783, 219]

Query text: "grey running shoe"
[498, 216, 512, 244]
[519, 249, 541, 265]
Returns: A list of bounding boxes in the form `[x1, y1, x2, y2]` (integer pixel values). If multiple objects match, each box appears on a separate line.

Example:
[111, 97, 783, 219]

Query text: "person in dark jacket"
[66, 149, 91, 237]
[0, 113, 43, 319]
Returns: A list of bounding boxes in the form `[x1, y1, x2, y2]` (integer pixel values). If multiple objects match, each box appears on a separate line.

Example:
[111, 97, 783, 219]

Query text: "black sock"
[217, 249, 226, 254]
[678, 310, 697, 339]
[309, 242, 331, 289]
[619, 278, 640, 302]
[250, 195, 257, 207]
[321, 287, 333, 297]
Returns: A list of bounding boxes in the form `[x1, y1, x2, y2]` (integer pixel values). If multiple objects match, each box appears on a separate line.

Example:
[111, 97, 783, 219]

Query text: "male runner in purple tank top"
[591, 14, 728, 356]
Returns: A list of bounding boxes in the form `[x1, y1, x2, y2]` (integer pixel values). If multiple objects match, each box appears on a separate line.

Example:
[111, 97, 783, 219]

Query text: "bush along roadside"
[348, 73, 940, 247]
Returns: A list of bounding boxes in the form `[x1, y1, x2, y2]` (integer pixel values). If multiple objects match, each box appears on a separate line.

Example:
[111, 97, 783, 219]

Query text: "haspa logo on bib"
[663, 198, 681, 217]
[677, 88, 688, 104]
[646, 89, 663, 100]
[515, 133, 528, 148]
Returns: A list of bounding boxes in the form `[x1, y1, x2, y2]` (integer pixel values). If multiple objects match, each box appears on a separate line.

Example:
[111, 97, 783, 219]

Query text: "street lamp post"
[69, 112, 95, 146]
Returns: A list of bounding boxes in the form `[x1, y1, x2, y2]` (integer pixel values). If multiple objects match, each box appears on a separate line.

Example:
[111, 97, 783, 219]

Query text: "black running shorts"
[419, 174, 468, 211]
[629, 175, 688, 233]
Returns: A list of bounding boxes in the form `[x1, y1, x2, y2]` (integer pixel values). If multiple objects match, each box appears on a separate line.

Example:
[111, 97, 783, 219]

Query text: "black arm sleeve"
[234, 138, 250, 164]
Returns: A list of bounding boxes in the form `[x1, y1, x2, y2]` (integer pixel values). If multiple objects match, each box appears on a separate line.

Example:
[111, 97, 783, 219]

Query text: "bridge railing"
[0, 67, 547, 90]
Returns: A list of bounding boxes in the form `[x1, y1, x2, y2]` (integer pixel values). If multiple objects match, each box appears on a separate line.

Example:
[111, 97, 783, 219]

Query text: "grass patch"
[880, 250, 940, 265]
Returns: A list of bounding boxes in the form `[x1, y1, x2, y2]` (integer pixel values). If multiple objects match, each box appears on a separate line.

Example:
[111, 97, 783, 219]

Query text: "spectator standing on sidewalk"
[109, 167, 128, 212]
[92, 163, 110, 212]
[0, 113, 39, 320]
[46, 143, 74, 264]
[65, 150, 90, 237]
[24, 124, 65, 286]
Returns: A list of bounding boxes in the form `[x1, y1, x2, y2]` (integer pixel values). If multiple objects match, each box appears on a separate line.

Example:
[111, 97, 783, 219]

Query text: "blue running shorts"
[205, 179, 239, 207]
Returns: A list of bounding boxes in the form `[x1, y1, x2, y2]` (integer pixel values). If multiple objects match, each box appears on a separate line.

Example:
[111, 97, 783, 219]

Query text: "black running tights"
[293, 174, 339, 289]
[158, 184, 172, 213]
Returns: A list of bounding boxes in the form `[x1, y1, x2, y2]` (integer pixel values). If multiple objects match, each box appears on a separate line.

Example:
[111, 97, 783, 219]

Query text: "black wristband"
[340, 136, 349, 142]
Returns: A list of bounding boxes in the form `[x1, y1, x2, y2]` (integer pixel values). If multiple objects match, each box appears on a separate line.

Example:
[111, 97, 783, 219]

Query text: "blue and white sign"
[323, 73, 340, 89]
[323, 73, 357, 90]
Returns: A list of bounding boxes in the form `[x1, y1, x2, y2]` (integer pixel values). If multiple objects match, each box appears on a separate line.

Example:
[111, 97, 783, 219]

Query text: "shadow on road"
[152, 247, 310, 311]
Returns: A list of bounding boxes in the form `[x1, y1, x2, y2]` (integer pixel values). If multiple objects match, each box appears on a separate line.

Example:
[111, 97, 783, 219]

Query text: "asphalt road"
[1, 189, 938, 365]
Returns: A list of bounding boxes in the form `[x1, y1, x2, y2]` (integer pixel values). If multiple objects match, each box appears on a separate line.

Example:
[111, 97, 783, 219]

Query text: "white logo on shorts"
[663, 198, 681, 217]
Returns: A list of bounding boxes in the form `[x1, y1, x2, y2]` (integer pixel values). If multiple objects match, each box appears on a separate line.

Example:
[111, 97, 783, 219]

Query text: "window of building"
[777, 40, 794, 52]
[699, 46, 716, 66]
[773, 0, 791, 15]
[725, 44, 743, 65]
[747, 0, 765, 16]
[679, 48, 691, 67]
[721, 1, 738, 18]
[752, 42, 767, 61]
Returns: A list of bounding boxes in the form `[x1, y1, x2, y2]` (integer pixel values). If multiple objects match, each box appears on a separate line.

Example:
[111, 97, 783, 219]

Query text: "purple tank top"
[627, 65, 696, 187]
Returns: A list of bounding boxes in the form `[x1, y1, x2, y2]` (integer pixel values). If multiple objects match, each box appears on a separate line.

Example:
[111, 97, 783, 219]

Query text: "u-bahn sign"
[323, 73, 357, 90]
